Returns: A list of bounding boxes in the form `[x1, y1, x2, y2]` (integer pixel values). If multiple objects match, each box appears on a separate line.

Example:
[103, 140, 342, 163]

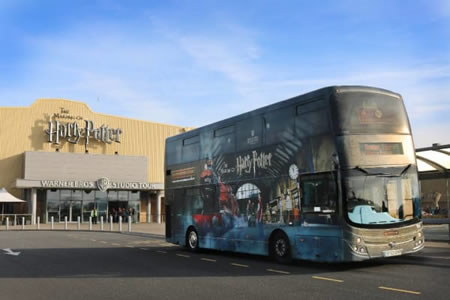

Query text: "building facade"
[0, 99, 188, 224]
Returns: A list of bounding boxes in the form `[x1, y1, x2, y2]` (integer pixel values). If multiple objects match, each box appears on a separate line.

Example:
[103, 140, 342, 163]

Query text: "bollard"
[64, 216, 68, 230]
[37, 216, 40, 230]
[6, 217, 9, 231]
[77, 216, 81, 230]
[100, 216, 104, 231]
[128, 218, 132, 232]
[22, 217, 25, 230]
[51, 216, 54, 230]
[89, 217, 92, 231]
[119, 216, 122, 232]
[110, 216, 113, 231]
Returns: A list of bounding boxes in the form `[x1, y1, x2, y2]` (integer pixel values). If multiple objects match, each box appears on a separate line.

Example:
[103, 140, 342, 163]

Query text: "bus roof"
[166, 85, 401, 143]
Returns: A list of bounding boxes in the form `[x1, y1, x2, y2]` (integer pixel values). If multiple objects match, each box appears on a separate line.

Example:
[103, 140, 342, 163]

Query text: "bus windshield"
[333, 91, 410, 135]
[344, 166, 420, 225]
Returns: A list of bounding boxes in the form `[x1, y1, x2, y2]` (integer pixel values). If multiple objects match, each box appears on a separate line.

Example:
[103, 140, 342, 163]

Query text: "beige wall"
[0, 99, 188, 198]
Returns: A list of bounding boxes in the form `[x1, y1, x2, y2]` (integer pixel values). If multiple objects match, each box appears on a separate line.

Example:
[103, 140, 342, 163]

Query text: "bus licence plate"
[383, 249, 402, 257]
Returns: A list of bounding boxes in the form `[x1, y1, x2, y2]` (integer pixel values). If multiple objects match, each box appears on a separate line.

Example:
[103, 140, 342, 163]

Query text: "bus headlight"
[356, 237, 362, 244]
[417, 232, 422, 238]
[359, 247, 366, 253]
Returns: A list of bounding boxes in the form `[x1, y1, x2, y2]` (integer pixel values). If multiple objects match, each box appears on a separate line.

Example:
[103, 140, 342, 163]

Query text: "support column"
[157, 191, 162, 224]
[147, 193, 152, 223]
[31, 188, 37, 225]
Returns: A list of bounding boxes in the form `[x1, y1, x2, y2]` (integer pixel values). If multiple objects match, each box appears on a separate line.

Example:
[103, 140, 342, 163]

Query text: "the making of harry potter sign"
[45, 119, 122, 146]
[44, 107, 123, 146]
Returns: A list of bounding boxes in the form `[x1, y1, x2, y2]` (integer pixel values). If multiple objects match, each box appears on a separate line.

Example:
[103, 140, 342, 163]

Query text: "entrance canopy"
[416, 144, 450, 173]
[416, 144, 449, 221]
[0, 188, 26, 203]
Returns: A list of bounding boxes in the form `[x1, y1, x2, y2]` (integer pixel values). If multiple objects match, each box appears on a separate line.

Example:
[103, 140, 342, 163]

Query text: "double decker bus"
[164, 86, 424, 263]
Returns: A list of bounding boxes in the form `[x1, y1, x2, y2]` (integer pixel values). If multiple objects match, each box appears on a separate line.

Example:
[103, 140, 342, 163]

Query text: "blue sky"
[0, 0, 449, 147]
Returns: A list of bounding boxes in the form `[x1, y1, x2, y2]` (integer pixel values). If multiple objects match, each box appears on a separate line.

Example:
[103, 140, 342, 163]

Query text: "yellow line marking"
[140, 248, 149, 250]
[231, 263, 249, 268]
[312, 276, 343, 283]
[267, 269, 290, 275]
[379, 286, 421, 295]
[99, 241, 107, 244]
[156, 250, 167, 254]
[90, 239, 96, 242]
[176, 254, 190, 258]
[125, 245, 135, 248]
[201, 258, 216, 262]
[111, 243, 121, 246]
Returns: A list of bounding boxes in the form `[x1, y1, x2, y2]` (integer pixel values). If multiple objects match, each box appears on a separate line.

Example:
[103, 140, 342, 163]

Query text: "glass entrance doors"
[45, 189, 141, 223]
[60, 200, 82, 222]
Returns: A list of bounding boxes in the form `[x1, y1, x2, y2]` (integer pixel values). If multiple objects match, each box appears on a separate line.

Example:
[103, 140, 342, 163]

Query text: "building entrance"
[44, 189, 141, 223]
[60, 200, 82, 222]
[108, 201, 129, 222]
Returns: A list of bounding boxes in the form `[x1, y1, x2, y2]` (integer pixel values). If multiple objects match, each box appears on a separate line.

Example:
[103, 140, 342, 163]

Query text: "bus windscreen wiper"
[354, 166, 390, 176]
[354, 166, 405, 177]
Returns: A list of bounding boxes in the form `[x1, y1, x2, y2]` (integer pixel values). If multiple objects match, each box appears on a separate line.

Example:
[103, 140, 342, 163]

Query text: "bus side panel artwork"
[167, 135, 338, 256]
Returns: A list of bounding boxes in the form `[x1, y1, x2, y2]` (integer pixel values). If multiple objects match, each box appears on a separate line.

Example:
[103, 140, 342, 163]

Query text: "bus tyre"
[271, 232, 292, 264]
[186, 228, 199, 251]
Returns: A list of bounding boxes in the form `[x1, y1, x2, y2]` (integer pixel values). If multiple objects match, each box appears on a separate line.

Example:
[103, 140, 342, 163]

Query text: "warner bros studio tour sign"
[45, 120, 123, 146]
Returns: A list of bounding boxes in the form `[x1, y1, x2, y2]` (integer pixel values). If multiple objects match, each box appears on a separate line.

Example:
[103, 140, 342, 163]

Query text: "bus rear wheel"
[271, 232, 292, 264]
[186, 228, 199, 251]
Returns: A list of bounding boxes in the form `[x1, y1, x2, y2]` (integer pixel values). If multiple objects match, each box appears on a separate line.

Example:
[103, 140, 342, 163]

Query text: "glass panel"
[166, 139, 182, 165]
[345, 166, 420, 225]
[118, 191, 129, 201]
[60, 190, 71, 201]
[60, 200, 70, 222]
[418, 151, 450, 169]
[107, 191, 118, 201]
[47, 190, 60, 201]
[183, 135, 200, 145]
[301, 172, 337, 213]
[129, 191, 140, 201]
[264, 107, 295, 145]
[420, 178, 449, 218]
[72, 190, 82, 201]
[83, 196, 95, 223]
[47, 192, 59, 223]
[96, 200, 108, 221]
[71, 201, 82, 222]
[333, 92, 410, 135]
[128, 201, 140, 223]
[182, 142, 200, 163]
[296, 109, 329, 137]
[417, 159, 436, 172]
[83, 190, 95, 201]
[95, 191, 108, 221]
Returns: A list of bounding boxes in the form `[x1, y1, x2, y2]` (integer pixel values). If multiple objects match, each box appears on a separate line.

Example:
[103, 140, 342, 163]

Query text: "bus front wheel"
[271, 232, 292, 264]
[186, 227, 199, 251]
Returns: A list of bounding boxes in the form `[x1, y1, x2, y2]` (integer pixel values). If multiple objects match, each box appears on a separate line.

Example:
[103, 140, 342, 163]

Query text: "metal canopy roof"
[416, 144, 450, 173]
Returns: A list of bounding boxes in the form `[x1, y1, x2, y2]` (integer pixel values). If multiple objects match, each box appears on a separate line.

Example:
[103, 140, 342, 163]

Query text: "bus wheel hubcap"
[275, 239, 286, 257]
[189, 231, 197, 248]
